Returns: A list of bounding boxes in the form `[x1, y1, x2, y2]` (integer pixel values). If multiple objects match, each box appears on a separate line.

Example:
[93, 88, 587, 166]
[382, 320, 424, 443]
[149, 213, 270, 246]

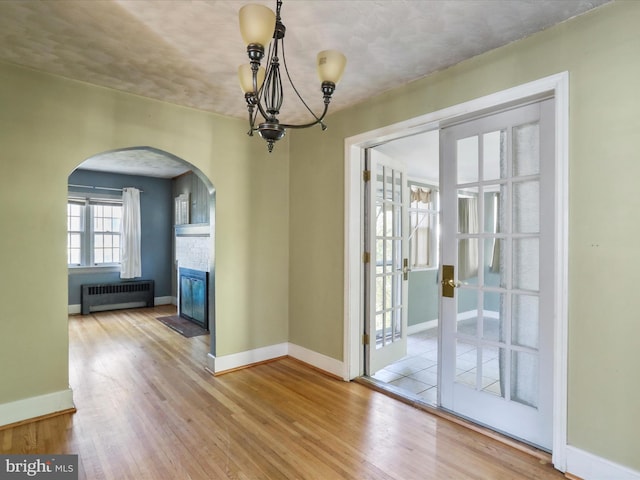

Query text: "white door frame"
[343, 72, 569, 471]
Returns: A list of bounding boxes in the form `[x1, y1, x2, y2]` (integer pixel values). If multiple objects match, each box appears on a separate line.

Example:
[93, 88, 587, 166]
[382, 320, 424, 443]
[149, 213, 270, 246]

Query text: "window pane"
[455, 341, 477, 388]
[92, 204, 122, 264]
[482, 291, 504, 342]
[512, 294, 539, 349]
[457, 136, 479, 184]
[482, 130, 506, 181]
[511, 350, 538, 408]
[457, 290, 477, 336]
[481, 346, 503, 397]
[458, 193, 478, 234]
[69, 233, 81, 248]
[513, 122, 540, 177]
[513, 238, 539, 291]
[513, 181, 540, 234]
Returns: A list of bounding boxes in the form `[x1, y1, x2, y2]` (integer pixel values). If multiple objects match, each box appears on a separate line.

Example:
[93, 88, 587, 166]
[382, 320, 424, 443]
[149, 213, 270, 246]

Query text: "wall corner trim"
[565, 445, 640, 480]
[208, 343, 344, 379]
[210, 343, 289, 373]
[0, 388, 75, 427]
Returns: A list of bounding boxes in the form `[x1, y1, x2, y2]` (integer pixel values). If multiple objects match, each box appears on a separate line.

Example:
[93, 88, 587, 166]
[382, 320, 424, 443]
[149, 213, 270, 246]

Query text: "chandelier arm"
[280, 38, 324, 124]
[279, 102, 329, 130]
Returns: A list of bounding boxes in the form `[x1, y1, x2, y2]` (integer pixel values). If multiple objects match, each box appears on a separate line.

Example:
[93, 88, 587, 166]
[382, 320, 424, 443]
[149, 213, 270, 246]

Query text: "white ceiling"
[0, 0, 610, 177]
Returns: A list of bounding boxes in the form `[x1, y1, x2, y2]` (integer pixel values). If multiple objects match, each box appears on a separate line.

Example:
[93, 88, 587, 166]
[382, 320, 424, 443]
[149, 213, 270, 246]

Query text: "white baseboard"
[208, 343, 345, 379]
[154, 296, 174, 306]
[0, 388, 75, 427]
[407, 319, 438, 335]
[566, 445, 640, 480]
[288, 343, 345, 379]
[68, 304, 81, 315]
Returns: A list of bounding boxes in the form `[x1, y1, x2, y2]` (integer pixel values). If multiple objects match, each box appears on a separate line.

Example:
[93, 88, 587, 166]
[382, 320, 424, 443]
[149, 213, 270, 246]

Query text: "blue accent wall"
[67, 169, 173, 305]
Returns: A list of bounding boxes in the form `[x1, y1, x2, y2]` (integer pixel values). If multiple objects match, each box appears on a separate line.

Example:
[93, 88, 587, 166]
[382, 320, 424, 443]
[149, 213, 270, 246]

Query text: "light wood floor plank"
[0, 306, 564, 479]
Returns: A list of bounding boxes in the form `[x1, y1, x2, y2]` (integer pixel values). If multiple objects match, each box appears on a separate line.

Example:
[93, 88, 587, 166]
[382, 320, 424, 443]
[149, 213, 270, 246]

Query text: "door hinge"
[362, 333, 369, 345]
[362, 251, 370, 263]
[362, 170, 371, 182]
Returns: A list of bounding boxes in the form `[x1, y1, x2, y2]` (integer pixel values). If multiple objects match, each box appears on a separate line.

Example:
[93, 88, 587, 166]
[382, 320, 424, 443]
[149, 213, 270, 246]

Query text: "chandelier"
[238, 0, 347, 152]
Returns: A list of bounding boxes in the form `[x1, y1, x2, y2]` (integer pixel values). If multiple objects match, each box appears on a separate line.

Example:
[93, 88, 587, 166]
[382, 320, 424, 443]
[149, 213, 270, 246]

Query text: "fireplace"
[179, 267, 208, 329]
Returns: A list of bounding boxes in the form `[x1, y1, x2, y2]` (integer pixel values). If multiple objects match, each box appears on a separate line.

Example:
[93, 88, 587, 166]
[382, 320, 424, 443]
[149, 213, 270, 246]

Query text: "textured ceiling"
[0, 0, 610, 176]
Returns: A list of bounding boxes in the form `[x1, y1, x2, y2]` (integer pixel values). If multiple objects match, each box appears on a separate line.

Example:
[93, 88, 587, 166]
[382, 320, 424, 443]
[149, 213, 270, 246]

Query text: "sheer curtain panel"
[120, 187, 141, 279]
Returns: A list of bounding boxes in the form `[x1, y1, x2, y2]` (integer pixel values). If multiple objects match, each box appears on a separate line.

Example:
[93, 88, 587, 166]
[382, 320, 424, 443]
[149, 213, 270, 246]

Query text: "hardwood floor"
[1, 306, 565, 479]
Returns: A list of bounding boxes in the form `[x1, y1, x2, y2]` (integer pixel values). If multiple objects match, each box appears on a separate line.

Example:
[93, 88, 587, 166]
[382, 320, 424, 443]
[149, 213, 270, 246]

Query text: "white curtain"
[410, 187, 432, 267]
[120, 187, 141, 279]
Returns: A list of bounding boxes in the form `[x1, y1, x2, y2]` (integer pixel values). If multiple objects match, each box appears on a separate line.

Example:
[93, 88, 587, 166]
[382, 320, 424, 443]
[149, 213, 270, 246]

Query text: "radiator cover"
[81, 280, 155, 315]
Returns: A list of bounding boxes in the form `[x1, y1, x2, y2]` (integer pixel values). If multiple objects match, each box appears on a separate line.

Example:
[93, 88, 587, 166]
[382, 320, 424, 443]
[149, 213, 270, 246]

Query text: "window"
[408, 184, 439, 269]
[67, 196, 122, 267]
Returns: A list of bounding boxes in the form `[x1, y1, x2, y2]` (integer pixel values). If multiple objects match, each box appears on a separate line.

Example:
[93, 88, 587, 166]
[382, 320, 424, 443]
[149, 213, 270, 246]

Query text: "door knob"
[446, 279, 461, 288]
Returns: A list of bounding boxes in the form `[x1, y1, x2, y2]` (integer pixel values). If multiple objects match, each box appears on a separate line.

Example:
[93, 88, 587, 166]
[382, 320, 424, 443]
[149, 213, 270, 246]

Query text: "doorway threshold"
[355, 375, 552, 464]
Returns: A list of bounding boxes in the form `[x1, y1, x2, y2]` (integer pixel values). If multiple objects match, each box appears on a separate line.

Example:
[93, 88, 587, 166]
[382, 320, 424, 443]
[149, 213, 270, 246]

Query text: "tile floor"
[370, 324, 503, 405]
[371, 327, 440, 405]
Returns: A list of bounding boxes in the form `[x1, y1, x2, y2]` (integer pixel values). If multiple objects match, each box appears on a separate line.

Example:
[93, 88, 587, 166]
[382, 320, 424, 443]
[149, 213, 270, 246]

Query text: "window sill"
[68, 265, 121, 275]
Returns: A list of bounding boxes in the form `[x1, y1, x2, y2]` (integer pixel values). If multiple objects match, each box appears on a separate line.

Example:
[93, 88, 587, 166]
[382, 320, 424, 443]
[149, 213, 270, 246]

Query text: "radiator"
[81, 280, 155, 315]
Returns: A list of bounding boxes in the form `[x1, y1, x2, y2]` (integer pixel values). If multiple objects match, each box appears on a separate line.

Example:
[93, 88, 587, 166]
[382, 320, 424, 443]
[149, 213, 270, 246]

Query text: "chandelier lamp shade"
[238, 0, 347, 152]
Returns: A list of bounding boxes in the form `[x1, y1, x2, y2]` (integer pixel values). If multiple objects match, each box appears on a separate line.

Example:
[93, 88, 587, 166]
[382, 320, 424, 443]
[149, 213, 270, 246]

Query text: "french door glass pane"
[458, 238, 478, 282]
[393, 169, 403, 202]
[375, 205, 384, 236]
[457, 290, 477, 336]
[457, 136, 479, 184]
[482, 130, 506, 181]
[485, 238, 504, 288]
[511, 350, 538, 408]
[512, 294, 539, 349]
[482, 291, 504, 342]
[458, 193, 479, 234]
[513, 238, 539, 291]
[456, 340, 477, 387]
[514, 122, 540, 177]
[481, 346, 503, 397]
[513, 180, 540, 233]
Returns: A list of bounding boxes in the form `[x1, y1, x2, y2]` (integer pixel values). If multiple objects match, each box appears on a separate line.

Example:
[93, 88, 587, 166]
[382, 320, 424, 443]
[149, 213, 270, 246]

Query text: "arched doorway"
[66, 146, 216, 357]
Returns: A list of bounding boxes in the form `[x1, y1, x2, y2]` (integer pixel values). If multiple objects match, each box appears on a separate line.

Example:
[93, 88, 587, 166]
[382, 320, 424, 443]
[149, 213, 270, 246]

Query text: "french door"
[439, 98, 555, 449]
[365, 150, 409, 374]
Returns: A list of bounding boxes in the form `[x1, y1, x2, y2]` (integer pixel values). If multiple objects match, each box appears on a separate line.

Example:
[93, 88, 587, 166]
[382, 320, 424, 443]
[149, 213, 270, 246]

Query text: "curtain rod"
[68, 184, 144, 193]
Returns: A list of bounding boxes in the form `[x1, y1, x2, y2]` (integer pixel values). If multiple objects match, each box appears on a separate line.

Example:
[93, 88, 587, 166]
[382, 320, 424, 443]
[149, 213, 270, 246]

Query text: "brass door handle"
[402, 258, 411, 280]
[442, 265, 458, 298]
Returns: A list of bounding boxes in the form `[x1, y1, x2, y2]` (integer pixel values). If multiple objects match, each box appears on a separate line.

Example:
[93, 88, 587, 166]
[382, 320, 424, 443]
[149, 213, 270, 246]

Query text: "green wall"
[2, 0, 639, 473]
[289, 1, 640, 471]
[0, 61, 289, 405]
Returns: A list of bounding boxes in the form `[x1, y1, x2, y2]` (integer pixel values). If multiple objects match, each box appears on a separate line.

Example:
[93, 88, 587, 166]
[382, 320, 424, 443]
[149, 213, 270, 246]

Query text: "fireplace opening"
[179, 267, 208, 330]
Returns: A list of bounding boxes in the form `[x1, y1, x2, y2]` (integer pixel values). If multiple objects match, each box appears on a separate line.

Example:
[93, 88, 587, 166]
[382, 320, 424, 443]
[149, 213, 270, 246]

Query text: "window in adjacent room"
[67, 196, 122, 267]
[408, 184, 439, 270]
